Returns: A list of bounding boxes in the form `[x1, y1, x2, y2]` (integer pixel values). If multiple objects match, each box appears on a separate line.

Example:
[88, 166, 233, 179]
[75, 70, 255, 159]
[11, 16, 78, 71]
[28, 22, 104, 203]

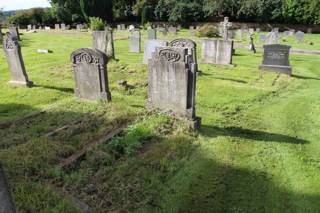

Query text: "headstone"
[0, 165, 16, 213]
[45, 26, 51, 30]
[66, 25, 71, 30]
[27, 24, 32, 31]
[121, 24, 126, 30]
[147, 29, 157, 40]
[266, 31, 279, 44]
[76, 24, 82, 31]
[260, 34, 267, 42]
[283, 31, 290, 39]
[61, 23, 66, 31]
[117, 25, 121, 31]
[9, 27, 19, 40]
[169, 38, 197, 64]
[158, 27, 167, 36]
[129, 30, 141, 53]
[32, 25, 36, 30]
[143, 39, 168, 64]
[177, 25, 182, 31]
[2, 32, 33, 87]
[148, 47, 201, 129]
[55, 24, 60, 30]
[307, 28, 312, 34]
[128, 25, 135, 32]
[289, 29, 295, 36]
[201, 39, 234, 65]
[168, 27, 177, 34]
[256, 28, 261, 33]
[220, 17, 232, 40]
[259, 44, 292, 76]
[189, 26, 196, 36]
[249, 32, 256, 53]
[92, 28, 115, 59]
[295, 31, 304, 43]
[70, 48, 111, 101]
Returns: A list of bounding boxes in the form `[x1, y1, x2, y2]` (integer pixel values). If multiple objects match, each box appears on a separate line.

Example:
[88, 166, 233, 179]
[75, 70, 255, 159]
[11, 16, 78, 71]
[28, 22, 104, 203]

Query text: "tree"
[80, 0, 113, 22]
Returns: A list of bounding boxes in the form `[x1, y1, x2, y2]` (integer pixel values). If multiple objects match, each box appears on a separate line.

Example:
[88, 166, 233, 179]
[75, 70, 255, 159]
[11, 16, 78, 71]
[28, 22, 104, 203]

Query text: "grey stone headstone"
[27, 24, 32, 31]
[283, 31, 290, 39]
[148, 47, 201, 129]
[259, 44, 292, 76]
[147, 29, 157, 40]
[158, 27, 167, 36]
[92, 28, 115, 59]
[201, 39, 234, 65]
[295, 31, 304, 43]
[117, 25, 121, 31]
[32, 25, 36, 30]
[9, 27, 19, 40]
[168, 27, 177, 34]
[266, 31, 279, 44]
[121, 24, 126, 30]
[44, 26, 51, 30]
[0, 165, 16, 213]
[143, 39, 168, 64]
[169, 38, 197, 64]
[2, 32, 33, 87]
[76, 24, 83, 31]
[70, 48, 111, 101]
[61, 23, 66, 30]
[256, 28, 261, 33]
[307, 28, 312, 34]
[66, 25, 70, 30]
[55, 24, 60, 30]
[289, 29, 295, 36]
[260, 34, 267, 42]
[129, 30, 141, 53]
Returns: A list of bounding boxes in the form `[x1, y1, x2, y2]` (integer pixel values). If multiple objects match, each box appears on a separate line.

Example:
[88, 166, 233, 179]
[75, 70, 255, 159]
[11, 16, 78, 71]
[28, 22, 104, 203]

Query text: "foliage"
[8, 8, 56, 26]
[80, 0, 113, 22]
[141, 6, 154, 25]
[89, 17, 105, 31]
[197, 24, 220, 38]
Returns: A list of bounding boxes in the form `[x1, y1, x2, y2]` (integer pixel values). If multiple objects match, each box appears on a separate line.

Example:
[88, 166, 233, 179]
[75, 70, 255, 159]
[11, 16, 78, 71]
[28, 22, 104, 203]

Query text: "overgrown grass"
[0, 29, 319, 212]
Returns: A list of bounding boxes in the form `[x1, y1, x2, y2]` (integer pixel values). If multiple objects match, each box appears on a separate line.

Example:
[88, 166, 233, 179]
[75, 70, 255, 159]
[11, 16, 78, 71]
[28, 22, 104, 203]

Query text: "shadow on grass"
[292, 74, 320, 81]
[212, 77, 248, 84]
[34, 84, 74, 93]
[200, 125, 308, 144]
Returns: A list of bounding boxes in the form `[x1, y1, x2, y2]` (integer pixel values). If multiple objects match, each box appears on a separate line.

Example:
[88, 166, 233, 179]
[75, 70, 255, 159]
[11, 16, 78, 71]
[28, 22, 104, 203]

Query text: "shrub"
[197, 24, 220, 38]
[89, 17, 105, 31]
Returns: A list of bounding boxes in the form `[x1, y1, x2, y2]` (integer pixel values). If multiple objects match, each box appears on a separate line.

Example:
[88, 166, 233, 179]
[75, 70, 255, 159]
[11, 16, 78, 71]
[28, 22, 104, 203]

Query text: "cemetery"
[0, 1, 320, 212]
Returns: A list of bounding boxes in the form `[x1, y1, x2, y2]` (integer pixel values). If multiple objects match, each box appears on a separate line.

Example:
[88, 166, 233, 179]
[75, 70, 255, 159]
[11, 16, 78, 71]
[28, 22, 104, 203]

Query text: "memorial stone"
[147, 28, 157, 40]
[55, 24, 60, 30]
[27, 24, 32, 31]
[143, 39, 168, 64]
[295, 31, 304, 43]
[168, 27, 177, 34]
[61, 23, 66, 30]
[70, 48, 111, 100]
[129, 30, 141, 53]
[9, 27, 19, 40]
[92, 28, 115, 59]
[202, 39, 234, 65]
[220, 17, 232, 40]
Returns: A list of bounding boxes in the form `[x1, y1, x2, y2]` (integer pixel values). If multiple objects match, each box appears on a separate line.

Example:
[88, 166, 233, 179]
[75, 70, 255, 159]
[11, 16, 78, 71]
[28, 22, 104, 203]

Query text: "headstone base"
[259, 65, 292, 76]
[186, 117, 201, 130]
[9, 80, 33, 87]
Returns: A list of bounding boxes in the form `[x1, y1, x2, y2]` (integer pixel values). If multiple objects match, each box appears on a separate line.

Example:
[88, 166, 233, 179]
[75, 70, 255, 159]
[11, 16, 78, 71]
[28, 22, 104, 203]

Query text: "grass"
[0, 29, 319, 212]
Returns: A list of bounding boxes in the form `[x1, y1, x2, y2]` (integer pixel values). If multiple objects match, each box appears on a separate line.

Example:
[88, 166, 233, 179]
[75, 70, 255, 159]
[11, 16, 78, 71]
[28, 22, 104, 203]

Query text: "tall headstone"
[9, 27, 19, 40]
[143, 39, 168, 64]
[117, 25, 121, 31]
[70, 48, 111, 101]
[220, 17, 232, 41]
[2, 32, 33, 87]
[129, 30, 141, 53]
[307, 28, 312, 34]
[61, 23, 66, 31]
[148, 47, 201, 129]
[147, 29, 157, 40]
[27, 24, 32, 31]
[295, 31, 304, 43]
[0, 165, 16, 213]
[121, 24, 126, 30]
[92, 28, 115, 59]
[55, 24, 60, 30]
[202, 39, 234, 65]
[259, 44, 292, 76]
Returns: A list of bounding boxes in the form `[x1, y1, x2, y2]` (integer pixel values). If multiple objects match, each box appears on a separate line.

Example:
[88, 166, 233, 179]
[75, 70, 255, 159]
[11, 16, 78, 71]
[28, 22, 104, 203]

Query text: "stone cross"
[70, 48, 111, 101]
[220, 17, 232, 40]
[148, 47, 201, 129]
[3, 32, 33, 87]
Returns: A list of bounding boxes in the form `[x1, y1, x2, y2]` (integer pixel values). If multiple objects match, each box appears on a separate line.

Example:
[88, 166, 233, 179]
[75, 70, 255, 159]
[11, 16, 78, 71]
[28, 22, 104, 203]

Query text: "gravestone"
[169, 38, 197, 64]
[32, 25, 36, 30]
[27, 24, 32, 31]
[143, 39, 168, 64]
[259, 44, 292, 76]
[2, 32, 33, 87]
[202, 39, 234, 65]
[55, 24, 60, 30]
[121, 24, 126, 30]
[92, 28, 115, 59]
[129, 30, 141, 53]
[0, 165, 16, 213]
[236, 29, 242, 39]
[260, 34, 267, 42]
[256, 28, 261, 33]
[128, 25, 135, 32]
[70, 48, 111, 101]
[189, 26, 196, 36]
[147, 29, 157, 40]
[66, 25, 71, 30]
[76, 24, 82, 31]
[307, 28, 312, 34]
[283, 31, 290, 39]
[9, 27, 19, 40]
[158, 27, 167, 36]
[168, 27, 177, 34]
[117, 25, 121, 31]
[220, 17, 232, 41]
[148, 47, 201, 129]
[266, 31, 279, 44]
[295, 31, 304, 43]
[44, 26, 51, 30]
[289, 29, 295, 36]
[61, 23, 66, 30]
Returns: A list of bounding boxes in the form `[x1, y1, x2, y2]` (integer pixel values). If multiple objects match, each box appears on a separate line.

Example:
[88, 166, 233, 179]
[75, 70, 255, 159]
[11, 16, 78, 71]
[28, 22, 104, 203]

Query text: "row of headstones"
[259, 28, 305, 44]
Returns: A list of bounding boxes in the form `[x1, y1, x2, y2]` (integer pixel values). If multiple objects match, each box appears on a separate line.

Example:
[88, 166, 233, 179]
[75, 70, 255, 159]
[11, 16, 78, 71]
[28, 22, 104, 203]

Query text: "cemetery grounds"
[0, 29, 319, 212]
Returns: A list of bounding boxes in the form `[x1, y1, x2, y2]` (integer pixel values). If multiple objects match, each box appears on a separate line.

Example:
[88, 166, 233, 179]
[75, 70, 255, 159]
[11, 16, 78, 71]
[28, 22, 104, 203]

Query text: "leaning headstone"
[201, 39, 234, 65]
[2, 32, 33, 87]
[189, 26, 196, 36]
[92, 28, 115, 59]
[66, 25, 71, 30]
[148, 47, 201, 129]
[129, 30, 141, 53]
[295, 31, 304, 43]
[70, 48, 111, 101]
[0, 165, 16, 213]
[158, 27, 167, 36]
[9, 27, 19, 40]
[147, 29, 157, 40]
[61, 23, 66, 31]
[55, 24, 60, 30]
[220, 17, 232, 41]
[259, 44, 292, 76]
[76, 24, 82, 31]
[143, 39, 168, 64]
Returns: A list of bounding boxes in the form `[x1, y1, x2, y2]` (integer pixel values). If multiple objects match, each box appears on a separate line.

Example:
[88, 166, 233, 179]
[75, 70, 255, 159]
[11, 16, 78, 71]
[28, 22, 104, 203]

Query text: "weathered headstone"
[70, 48, 111, 101]
[32, 25, 36, 30]
[260, 34, 267, 42]
[143, 39, 168, 64]
[27, 24, 32, 31]
[129, 30, 141, 53]
[55, 24, 60, 30]
[148, 47, 201, 129]
[259, 44, 292, 76]
[147, 29, 157, 40]
[128, 25, 135, 32]
[3, 32, 33, 87]
[307, 28, 312, 34]
[76, 24, 83, 31]
[266, 31, 279, 44]
[44, 26, 51, 30]
[168, 26, 177, 35]
[117, 25, 121, 31]
[289, 29, 295, 36]
[61, 23, 66, 30]
[220, 17, 232, 41]
[121, 24, 126, 30]
[0, 165, 16, 213]
[169, 38, 197, 64]
[202, 39, 234, 65]
[189, 26, 196, 36]
[9, 27, 19, 40]
[295, 31, 304, 43]
[66, 25, 71, 30]
[92, 28, 115, 59]
[256, 28, 261, 33]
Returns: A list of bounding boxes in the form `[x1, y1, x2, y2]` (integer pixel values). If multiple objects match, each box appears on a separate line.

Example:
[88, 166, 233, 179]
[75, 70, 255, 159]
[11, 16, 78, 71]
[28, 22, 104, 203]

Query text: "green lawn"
[0, 29, 319, 212]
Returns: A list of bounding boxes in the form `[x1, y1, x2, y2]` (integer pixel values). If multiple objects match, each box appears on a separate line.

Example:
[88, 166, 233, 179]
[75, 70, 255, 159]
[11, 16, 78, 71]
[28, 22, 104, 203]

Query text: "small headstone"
[0, 27, 3, 41]
[9, 26, 20, 40]
[70, 48, 111, 100]
[266, 31, 279, 44]
[76, 24, 83, 31]
[121, 24, 126, 30]
[32, 25, 36, 30]
[55, 24, 60, 30]
[168, 27, 177, 34]
[148, 47, 201, 129]
[220, 17, 232, 41]
[307, 28, 312, 34]
[260, 34, 267, 42]
[128, 25, 135, 32]
[283, 31, 290, 39]
[129, 30, 141, 53]
[61, 23, 66, 30]
[143, 39, 168, 64]
[117, 25, 121, 31]
[2, 32, 33, 87]
[66, 25, 71, 30]
[259, 44, 292, 76]
[147, 29, 157, 40]
[177, 25, 182, 31]
[92, 28, 115, 59]
[45, 26, 51, 30]
[0, 165, 16, 213]
[289, 29, 295, 36]
[295, 31, 304, 43]
[202, 39, 234, 65]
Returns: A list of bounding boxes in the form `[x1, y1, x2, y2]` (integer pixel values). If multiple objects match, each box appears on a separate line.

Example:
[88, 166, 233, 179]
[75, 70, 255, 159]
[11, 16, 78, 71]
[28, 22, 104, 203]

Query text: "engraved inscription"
[266, 52, 286, 60]
[159, 49, 181, 62]
[73, 53, 99, 65]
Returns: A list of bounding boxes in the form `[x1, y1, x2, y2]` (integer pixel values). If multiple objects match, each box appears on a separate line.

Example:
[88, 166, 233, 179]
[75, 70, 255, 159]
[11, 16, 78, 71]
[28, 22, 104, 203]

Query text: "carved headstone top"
[71, 48, 107, 66]
[169, 38, 196, 49]
[3, 32, 18, 50]
[153, 47, 187, 63]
